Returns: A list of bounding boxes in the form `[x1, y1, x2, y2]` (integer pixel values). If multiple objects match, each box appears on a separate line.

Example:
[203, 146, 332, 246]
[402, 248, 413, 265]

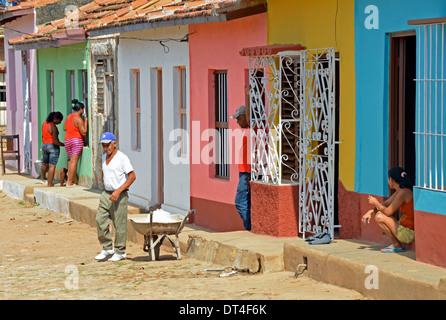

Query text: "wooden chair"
[1, 134, 20, 175]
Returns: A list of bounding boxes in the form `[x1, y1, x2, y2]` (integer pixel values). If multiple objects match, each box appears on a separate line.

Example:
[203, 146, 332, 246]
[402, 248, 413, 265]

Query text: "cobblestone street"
[0, 191, 364, 301]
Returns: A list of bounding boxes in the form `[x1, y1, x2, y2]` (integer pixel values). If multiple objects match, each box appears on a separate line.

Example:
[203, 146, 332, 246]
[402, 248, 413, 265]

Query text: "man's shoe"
[95, 249, 115, 260]
[108, 253, 126, 262]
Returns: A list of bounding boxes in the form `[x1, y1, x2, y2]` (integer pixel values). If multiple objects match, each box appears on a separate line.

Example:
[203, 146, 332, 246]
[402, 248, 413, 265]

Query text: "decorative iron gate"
[298, 48, 336, 239]
[248, 47, 337, 238]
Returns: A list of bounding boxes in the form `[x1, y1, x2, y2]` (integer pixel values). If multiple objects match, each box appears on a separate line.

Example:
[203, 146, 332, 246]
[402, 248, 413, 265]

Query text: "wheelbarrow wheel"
[143, 235, 161, 261]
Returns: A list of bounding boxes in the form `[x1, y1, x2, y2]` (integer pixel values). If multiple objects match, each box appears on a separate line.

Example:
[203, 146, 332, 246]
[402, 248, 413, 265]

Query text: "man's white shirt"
[102, 150, 134, 191]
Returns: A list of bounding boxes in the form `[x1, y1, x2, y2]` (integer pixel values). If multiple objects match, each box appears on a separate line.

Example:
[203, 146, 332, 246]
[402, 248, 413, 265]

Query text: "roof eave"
[11, 39, 60, 50]
[0, 7, 34, 24]
[89, 0, 267, 37]
[89, 14, 228, 37]
[215, 0, 266, 20]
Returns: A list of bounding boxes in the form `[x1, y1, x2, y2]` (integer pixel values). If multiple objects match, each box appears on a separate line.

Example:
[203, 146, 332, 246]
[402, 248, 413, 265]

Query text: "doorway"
[389, 33, 416, 187]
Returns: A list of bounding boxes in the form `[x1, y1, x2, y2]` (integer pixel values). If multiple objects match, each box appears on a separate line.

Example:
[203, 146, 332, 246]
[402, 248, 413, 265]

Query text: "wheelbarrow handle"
[177, 209, 196, 234]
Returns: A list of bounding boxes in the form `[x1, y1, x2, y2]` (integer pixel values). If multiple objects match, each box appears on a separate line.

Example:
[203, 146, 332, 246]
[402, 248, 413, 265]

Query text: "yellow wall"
[267, 0, 356, 191]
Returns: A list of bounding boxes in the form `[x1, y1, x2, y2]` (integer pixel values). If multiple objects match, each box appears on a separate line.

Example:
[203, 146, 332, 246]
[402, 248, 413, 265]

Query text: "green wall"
[37, 41, 92, 185]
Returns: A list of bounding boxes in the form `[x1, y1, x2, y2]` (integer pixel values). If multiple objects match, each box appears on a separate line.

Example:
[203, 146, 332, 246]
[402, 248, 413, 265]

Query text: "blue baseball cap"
[100, 132, 116, 143]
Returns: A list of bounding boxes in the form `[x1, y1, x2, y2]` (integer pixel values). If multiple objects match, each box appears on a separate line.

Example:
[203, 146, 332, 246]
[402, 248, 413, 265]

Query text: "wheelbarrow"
[129, 209, 196, 261]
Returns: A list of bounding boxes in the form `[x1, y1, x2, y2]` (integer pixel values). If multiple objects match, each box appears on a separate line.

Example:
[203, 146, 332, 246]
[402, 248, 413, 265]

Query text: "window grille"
[414, 22, 446, 191]
[215, 70, 229, 179]
[248, 54, 301, 184]
[178, 67, 187, 157]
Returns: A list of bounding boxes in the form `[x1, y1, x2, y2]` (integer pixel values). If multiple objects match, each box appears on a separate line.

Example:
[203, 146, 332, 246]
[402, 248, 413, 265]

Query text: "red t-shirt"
[65, 113, 83, 140]
[42, 121, 55, 143]
[239, 128, 251, 173]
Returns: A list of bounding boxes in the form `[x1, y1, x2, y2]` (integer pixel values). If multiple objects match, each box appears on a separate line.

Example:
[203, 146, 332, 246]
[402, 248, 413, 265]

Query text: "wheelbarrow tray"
[129, 217, 182, 236]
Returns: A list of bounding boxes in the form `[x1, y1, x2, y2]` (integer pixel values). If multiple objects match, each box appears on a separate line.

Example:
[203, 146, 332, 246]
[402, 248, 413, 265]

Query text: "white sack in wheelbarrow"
[145, 209, 179, 223]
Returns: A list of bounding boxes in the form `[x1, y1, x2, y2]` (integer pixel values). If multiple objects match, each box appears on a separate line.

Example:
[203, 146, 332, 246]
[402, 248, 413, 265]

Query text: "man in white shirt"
[95, 132, 136, 262]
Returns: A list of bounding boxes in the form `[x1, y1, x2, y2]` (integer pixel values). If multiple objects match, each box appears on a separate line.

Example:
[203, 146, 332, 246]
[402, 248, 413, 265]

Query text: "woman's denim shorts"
[42, 143, 60, 165]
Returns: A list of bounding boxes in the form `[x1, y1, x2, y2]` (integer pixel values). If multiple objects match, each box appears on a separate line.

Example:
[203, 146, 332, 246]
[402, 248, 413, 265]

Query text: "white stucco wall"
[118, 25, 190, 214]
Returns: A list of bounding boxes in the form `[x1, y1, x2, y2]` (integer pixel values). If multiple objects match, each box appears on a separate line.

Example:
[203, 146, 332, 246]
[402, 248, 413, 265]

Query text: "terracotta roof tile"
[100, 13, 117, 25]
[9, 0, 253, 46]
[37, 24, 54, 33]
[134, 6, 155, 16]
[50, 18, 65, 28]
[85, 21, 101, 29]
[78, 1, 98, 12]
[130, 0, 147, 10]
[114, 5, 131, 16]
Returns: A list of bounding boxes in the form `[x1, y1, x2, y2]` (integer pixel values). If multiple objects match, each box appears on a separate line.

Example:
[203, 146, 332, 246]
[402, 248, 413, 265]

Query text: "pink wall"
[414, 210, 446, 268]
[189, 13, 267, 230]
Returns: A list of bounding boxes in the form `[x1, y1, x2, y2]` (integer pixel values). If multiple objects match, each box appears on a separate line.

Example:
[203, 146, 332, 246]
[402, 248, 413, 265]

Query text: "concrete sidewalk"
[1, 170, 445, 300]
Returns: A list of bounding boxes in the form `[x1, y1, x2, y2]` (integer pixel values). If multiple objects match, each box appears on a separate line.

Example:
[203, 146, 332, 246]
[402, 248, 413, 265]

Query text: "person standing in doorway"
[63, 99, 88, 187]
[41, 112, 64, 187]
[231, 105, 251, 231]
[95, 132, 136, 262]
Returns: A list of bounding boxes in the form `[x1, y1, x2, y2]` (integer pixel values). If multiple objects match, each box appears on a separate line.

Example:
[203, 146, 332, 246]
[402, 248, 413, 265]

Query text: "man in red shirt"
[231, 105, 251, 230]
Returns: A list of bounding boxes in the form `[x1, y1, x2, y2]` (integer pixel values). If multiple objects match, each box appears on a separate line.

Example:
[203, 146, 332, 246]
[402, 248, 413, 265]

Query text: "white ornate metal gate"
[298, 48, 336, 239]
[248, 47, 336, 238]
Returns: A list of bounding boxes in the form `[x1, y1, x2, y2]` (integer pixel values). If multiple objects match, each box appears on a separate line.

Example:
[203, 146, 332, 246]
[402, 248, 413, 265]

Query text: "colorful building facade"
[189, 12, 267, 231]
[265, 0, 356, 237]
[1, 7, 39, 176]
[36, 42, 92, 186]
[354, 0, 446, 267]
[114, 26, 191, 212]
[4, 0, 446, 269]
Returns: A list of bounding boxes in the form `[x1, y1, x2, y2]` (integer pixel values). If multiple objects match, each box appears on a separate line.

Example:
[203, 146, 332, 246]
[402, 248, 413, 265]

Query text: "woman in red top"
[362, 167, 415, 253]
[41, 112, 64, 187]
[63, 99, 88, 187]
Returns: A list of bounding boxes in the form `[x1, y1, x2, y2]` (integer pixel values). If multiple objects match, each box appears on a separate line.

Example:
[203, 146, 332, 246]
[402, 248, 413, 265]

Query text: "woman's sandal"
[381, 246, 405, 253]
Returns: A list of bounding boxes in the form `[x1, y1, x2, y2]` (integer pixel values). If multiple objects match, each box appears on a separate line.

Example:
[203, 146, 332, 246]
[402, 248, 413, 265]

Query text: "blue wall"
[414, 187, 446, 216]
[354, 0, 446, 196]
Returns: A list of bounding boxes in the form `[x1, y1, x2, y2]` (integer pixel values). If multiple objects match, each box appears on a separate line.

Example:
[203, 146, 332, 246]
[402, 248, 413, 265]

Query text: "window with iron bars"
[214, 70, 229, 179]
[248, 54, 301, 184]
[413, 22, 446, 191]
